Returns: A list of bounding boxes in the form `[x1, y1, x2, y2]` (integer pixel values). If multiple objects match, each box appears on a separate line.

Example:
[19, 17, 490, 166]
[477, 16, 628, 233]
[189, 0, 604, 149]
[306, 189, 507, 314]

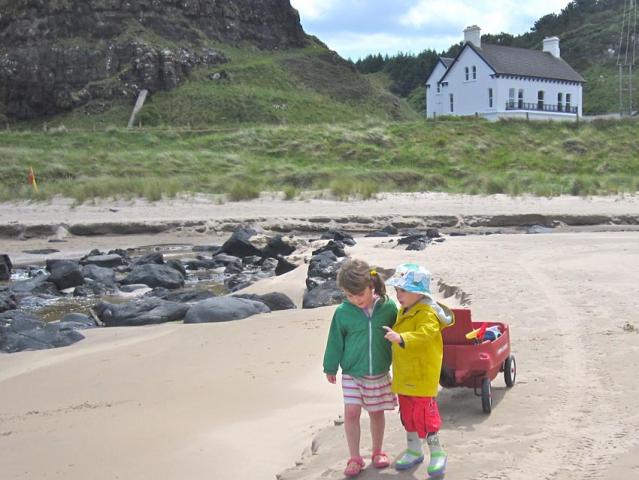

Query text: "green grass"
[22, 44, 419, 129]
[1, 117, 638, 202]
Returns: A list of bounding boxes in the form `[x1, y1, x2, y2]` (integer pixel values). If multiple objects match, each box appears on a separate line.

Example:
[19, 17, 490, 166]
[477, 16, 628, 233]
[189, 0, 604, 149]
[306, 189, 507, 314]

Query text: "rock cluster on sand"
[0, 226, 300, 352]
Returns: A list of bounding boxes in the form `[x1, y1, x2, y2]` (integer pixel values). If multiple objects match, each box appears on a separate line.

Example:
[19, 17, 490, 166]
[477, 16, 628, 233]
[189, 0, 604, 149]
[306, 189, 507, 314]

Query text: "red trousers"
[398, 394, 441, 439]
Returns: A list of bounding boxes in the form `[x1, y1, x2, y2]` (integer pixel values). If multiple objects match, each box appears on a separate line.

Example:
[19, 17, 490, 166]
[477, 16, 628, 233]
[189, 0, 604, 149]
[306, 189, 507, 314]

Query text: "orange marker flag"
[28, 167, 39, 192]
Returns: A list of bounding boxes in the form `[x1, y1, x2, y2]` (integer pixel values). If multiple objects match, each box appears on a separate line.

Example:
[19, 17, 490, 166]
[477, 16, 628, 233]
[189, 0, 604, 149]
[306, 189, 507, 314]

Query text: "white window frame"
[449, 93, 454, 112]
[518, 89, 524, 109]
[509, 88, 515, 108]
[472, 66, 477, 80]
[488, 88, 493, 108]
[566, 93, 572, 111]
[465, 67, 469, 81]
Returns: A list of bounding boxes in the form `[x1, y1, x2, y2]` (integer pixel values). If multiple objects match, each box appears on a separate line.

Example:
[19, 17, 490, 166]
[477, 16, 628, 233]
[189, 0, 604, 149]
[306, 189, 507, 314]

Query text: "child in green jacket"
[323, 258, 398, 477]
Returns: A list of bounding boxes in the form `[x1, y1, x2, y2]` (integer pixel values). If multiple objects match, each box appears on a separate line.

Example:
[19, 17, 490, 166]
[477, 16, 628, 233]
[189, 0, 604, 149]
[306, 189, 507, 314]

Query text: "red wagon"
[439, 308, 516, 413]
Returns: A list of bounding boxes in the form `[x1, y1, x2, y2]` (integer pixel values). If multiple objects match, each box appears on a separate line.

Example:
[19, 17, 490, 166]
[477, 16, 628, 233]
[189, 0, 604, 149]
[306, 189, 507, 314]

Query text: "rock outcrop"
[0, 0, 307, 119]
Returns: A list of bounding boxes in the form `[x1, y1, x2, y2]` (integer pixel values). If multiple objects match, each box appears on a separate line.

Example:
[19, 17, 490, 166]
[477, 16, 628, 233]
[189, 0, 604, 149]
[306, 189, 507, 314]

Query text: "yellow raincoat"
[390, 301, 454, 397]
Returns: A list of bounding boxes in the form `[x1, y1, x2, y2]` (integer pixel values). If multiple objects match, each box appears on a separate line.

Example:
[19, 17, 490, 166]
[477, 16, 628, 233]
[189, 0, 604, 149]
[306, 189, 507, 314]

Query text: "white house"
[426, 26, 585, 121]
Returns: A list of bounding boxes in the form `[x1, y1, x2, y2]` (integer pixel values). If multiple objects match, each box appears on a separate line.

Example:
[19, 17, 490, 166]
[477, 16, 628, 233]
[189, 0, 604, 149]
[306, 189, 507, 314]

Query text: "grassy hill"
[18, 42, 418, 129]
[1, 117, 637, 203]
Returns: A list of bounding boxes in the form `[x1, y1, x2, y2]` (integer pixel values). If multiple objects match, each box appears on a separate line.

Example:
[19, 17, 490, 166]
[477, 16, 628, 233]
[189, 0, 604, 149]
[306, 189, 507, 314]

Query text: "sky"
[290, 0, 573, 60]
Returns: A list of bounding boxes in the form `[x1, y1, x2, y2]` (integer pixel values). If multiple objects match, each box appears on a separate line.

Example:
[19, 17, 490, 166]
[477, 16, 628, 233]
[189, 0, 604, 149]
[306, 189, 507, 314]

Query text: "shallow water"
[5, 243, 230, 323]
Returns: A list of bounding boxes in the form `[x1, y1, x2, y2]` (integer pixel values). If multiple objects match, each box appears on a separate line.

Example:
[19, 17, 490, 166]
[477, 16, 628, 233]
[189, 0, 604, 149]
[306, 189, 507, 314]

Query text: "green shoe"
[426, 434, 447, 477]
[394, 449, 424, 470]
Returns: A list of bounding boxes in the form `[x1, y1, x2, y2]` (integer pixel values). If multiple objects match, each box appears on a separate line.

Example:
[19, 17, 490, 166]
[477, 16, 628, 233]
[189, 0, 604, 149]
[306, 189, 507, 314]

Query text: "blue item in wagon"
[483, 326, 502, 341]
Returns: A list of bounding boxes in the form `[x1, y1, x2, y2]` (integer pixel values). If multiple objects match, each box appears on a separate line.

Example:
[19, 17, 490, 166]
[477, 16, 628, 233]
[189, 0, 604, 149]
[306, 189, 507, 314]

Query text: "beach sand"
[1, 195, 639, 479]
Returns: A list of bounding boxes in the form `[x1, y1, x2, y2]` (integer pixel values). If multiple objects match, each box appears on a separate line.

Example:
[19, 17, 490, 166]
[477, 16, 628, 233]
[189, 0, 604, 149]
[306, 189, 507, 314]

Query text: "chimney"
[463, 25, 481, 48]
[543, 36, 560, 58]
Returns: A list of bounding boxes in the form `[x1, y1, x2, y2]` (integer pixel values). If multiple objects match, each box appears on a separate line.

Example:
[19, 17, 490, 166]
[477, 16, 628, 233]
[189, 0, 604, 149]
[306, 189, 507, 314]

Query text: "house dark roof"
[441, 57, 454, 68]
[438, 42, 586, 84]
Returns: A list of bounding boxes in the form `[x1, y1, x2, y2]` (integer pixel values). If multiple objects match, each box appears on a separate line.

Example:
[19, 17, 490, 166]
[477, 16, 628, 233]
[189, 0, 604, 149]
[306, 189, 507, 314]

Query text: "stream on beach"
[4, 242, 230, 323]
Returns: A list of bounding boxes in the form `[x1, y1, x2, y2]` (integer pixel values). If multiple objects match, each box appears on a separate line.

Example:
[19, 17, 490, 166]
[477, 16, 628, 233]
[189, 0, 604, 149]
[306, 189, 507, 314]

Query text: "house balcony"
[505, 101, 578, 114]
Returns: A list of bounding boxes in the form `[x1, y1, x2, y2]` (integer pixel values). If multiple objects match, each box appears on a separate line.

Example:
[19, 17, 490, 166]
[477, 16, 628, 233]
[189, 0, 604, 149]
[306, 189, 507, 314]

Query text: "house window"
[566, 93, 572, 111]
[518, 89, 524, 109]
[557, 93, 563, 112]
[465, 67, 469, 81]
[488, 88, 493, 108]
[449, 94, 454, 112]
[509, 88, 515, 108]
[537, 91, 545, 110]
[437, 84, 440, 94]
[472, 66, 477, 80]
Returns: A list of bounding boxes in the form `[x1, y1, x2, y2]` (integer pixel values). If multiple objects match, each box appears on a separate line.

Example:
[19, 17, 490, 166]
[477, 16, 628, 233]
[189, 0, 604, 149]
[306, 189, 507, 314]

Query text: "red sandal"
[344, 456, 365, 477]
[372, 451, 390, 469]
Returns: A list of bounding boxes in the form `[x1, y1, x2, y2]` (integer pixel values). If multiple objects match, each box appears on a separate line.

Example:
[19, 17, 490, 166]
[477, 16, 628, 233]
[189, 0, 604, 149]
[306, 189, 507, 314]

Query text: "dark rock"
[0, 254, 12, 281]
[58, 313, 99, 330]
[82, 253, 124, 268]
[398, 234, 428, 245]
[233, 292, 296, 311]
[260, 257, 278, 274]
[121, 264, 185, 290]
[224, 262, 244, 276]
[145, 287, 216, 303]
[9, 273, 58, 297]
[184, 258, 221, 270]
[302, 281, 345, 309]
[166, 259, 187, 276]
[242, 255, 263, 266]
[426, 228, 441, 238]
[73, 279, 110, 297]
[192, 245, 222, 253]
[262, 235, 296, 258]
[0, 310, 84, 353]
[321, 229, 356, 246]
[406, 240, 428, 251]
[133, 252, 164, 266]
[220, 227, 263, 258]
[0, 290, 17, 313]
[365, 225, 398, 237]
[22, 249, 60, 255]
[46, 259, 84, 290]
[308, 251, 341, 280]
[94, 298, 189, 327]
[81, 264, 116, 286]
[213, 253, 243, 267]
[184, 297, 270, 324]
[312, 240, 346, 257]
[275, 256, 298, 276]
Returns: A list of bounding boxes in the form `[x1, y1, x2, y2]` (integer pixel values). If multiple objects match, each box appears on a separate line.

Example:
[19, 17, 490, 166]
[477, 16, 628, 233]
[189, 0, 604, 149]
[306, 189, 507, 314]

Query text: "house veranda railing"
[505, 101, 577, 114]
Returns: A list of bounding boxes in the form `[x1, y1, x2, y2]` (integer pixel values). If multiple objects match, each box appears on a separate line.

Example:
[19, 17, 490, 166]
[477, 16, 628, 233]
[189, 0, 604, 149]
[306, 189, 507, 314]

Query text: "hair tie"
[370, 270, 377, 276]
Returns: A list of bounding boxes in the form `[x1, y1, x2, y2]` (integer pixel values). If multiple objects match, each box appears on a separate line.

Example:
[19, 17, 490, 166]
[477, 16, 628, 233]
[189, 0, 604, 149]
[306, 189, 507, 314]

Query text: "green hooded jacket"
[323, 296, 398, 377]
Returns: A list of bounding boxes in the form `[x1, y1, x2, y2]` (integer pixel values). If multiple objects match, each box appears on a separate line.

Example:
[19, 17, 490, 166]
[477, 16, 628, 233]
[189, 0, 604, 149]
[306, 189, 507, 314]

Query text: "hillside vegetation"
[1, 118, 638, 202]
[356, 0, 638, 115]
[21, 43, 418, 129]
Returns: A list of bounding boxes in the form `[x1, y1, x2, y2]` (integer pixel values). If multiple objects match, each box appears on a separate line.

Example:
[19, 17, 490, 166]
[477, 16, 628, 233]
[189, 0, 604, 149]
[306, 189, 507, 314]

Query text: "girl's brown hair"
[337, 258, 386, 297]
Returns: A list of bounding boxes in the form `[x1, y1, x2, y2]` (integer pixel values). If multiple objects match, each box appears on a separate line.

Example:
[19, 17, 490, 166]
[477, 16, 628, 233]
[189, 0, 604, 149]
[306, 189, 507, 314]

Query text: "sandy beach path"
[1, 232, 639, 479]
[280, 233, 639, 480]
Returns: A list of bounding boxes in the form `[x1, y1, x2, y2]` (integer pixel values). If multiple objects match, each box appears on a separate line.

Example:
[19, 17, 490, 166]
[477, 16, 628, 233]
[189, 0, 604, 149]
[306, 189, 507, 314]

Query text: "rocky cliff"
[0, 0, 307, 120]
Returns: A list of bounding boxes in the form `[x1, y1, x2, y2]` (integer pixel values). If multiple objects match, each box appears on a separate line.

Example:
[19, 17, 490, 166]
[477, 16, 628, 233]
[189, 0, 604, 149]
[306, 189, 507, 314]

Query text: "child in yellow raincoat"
[383, 263, 454, 477]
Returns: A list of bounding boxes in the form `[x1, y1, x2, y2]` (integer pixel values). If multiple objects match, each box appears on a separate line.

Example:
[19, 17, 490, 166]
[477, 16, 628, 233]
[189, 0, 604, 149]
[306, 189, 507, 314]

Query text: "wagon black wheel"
[504, 354, 516, 388]
[481, 378, 492, 414]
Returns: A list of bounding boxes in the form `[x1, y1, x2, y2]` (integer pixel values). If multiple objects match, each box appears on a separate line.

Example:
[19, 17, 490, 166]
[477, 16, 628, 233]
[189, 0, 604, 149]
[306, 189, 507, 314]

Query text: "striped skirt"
[342, 372, 397, 412]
